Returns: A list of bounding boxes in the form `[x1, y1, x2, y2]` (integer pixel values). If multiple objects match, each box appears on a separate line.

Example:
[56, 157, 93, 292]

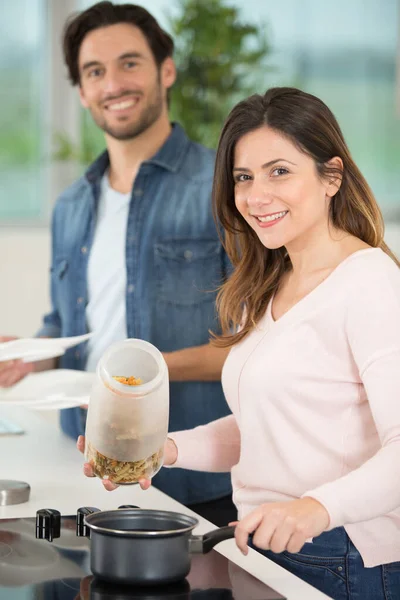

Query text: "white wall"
[0, 223, 399, 338]
[0, 229, 51, 337]
[0, 228, 58, 426]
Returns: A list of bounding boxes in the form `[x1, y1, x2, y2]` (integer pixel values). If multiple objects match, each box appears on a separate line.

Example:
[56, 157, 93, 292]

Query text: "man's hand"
[234, 497, 330, 556]
[0, 336, 58, 387]
[0, 337, 34, 387]
[163, 343, 230, 381]
[77, 435, 178, 492]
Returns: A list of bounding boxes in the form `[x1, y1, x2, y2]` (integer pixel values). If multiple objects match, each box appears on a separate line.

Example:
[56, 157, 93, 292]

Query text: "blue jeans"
[251, 527, 400, 599]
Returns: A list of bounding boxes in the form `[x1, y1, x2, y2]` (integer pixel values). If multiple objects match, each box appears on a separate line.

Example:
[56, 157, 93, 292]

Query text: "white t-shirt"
[85, 174, 130, 373]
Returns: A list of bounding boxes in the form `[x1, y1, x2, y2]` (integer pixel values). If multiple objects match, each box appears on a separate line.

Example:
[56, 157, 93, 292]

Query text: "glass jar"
[84, 339, 169, 485]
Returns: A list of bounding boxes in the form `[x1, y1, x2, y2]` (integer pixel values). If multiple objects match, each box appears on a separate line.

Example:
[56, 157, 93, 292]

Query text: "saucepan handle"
[189, 525, 236, 554]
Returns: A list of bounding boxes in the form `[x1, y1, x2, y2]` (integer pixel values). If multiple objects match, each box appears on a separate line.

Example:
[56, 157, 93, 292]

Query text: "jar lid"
[0, 480, 30, 506]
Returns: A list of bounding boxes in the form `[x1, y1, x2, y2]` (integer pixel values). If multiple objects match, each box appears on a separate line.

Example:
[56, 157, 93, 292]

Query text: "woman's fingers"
[78, 436, 119, 490]
[77, 435, 85, 454]
[79, 437, 98, 481]
[241, 499, 329, 555]
[78, 436, 151, 491]
[138, 478, 151, 491]
[83, 462, 118, 490]
[234, 508, 265, 555]
[83, 462, 95, 478]
[268, 516, 296, 554]
[286, 530, 309, 554]
[251, 509, 282, 553]
[102, 479, 119, 492]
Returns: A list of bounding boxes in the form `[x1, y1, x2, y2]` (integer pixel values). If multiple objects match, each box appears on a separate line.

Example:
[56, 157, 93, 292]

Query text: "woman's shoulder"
[341, 248, 400, 366]
[340, 247, 400, 300]
[337, 246, 398, 276]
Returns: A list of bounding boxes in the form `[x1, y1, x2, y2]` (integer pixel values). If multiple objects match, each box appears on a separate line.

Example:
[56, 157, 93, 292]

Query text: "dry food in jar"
[112, 375, 142, 386]
[86, 441, 163, 484]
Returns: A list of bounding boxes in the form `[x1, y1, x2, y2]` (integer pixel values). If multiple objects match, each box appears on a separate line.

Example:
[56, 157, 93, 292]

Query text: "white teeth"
[257, 211, 288, 223]
[108, 99, 137, 111]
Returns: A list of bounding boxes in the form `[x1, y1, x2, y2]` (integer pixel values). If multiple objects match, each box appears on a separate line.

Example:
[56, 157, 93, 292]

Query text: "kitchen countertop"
[0, 406, 330, 599]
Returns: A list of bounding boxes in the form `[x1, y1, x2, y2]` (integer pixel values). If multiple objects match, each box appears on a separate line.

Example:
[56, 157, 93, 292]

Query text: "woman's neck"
[285, 224, 368, 278]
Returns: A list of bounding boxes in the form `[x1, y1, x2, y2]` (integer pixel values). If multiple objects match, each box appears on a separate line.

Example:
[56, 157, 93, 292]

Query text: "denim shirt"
[37, 124, 232, 505]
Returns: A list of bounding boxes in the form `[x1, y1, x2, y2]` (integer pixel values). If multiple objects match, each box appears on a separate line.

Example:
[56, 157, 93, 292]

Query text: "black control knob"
[76, 506, 100, 538]
[35, 509, 61, 542]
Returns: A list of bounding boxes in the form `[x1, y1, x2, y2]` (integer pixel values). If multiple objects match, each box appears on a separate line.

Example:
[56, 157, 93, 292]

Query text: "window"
[0, 0, 47, 220]
[245, 0, 400, 221]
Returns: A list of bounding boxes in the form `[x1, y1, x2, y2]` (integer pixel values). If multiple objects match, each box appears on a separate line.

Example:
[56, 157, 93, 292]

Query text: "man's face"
[78, 23, 175, 140]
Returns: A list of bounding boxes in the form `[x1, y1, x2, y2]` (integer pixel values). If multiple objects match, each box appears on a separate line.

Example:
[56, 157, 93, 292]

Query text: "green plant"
[53, 112, 106, 165]
[169, 0, 271, 148]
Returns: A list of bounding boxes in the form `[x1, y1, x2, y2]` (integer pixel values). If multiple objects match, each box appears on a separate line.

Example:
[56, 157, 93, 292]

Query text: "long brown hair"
[212, 87, 399, 347]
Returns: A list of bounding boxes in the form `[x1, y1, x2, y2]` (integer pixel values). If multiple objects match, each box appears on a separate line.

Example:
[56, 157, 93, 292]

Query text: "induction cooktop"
[0, 513, 286, 599]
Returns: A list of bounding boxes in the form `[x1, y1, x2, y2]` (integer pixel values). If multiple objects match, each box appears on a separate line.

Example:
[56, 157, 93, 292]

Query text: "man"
[0, 1, 235, 525]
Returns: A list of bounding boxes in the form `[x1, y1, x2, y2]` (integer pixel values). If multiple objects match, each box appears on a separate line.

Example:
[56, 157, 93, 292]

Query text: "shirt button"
[133, 189, 143, 196]
[184, 250, 193, 260]
[128, 284, 135, 293]
[77, 297, 84, 304]
[81, 246, 88, 254]
[128, 235, 135, 243]
[75, 350, 80, 359]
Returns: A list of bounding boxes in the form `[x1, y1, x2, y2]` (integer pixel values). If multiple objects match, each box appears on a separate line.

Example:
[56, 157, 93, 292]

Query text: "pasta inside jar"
[112, 375, 143, 386]
[86, 441, 164, 484]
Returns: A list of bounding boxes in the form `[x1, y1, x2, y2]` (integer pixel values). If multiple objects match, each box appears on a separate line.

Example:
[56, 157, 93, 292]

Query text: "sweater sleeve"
[168, 414, 241, 473]
[303, 264, 400, 529]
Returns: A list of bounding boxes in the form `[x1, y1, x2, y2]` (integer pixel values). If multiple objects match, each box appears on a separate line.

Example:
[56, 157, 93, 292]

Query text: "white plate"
[0, 369, 94, 410]
[23, 396, 90, 410]
[0, 333, 93, 363]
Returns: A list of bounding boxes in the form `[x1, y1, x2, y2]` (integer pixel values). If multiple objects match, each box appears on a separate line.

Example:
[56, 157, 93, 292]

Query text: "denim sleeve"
[35, 206, 62, 339]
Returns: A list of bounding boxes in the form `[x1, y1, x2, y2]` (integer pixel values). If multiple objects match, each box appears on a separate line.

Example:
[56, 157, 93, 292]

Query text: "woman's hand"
[77, 435, 178, 492]
[234, 497, 330, 555]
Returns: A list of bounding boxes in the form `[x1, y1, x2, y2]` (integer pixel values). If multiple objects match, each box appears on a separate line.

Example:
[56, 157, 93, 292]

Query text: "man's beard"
[91, 80, 164, 141]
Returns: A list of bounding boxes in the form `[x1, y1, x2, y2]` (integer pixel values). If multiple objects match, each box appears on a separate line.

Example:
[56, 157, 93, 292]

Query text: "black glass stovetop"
[0, 515, 286, 599]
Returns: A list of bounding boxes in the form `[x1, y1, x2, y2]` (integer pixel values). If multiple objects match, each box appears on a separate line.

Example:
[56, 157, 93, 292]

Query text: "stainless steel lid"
[0, 480, 30, 506]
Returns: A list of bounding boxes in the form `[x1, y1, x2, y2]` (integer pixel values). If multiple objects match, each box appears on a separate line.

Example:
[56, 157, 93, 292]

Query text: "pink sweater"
[170, 248, 400, 568]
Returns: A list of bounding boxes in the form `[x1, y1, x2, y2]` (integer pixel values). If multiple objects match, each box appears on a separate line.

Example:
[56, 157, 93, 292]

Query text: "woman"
[80, 87, 400, 599]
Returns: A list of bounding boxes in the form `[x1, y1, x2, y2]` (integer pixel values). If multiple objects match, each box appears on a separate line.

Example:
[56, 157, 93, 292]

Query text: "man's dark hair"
[63, 1, 174, 85]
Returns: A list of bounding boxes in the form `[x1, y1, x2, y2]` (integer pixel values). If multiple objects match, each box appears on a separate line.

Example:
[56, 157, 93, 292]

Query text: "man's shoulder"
[55, 174, 90, 208]
[57, 175, 89, 203]
[179, 138, 216, 182]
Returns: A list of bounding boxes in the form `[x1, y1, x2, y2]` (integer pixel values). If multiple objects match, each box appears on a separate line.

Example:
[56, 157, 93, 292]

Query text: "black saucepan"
[76, 505, 236, 586]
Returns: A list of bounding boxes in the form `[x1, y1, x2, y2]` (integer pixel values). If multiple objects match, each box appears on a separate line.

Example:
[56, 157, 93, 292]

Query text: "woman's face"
[233, 126, 339, 251]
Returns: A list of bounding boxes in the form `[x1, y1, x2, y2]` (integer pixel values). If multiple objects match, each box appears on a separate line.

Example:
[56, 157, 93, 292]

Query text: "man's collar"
[145, 122, 189, 172]
[85, 151, 109, 183]
[85, 122, 190, 183]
